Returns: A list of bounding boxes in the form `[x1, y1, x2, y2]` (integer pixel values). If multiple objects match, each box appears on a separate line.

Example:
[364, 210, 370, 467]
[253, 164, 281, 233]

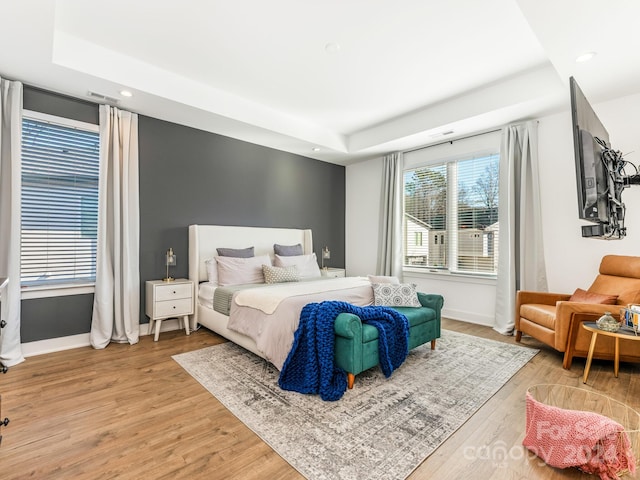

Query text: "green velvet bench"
[333, 292, 444, 388]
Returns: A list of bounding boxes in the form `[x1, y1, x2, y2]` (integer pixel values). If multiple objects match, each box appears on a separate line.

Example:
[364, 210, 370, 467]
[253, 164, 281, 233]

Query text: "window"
[415, 232, 423, 246]
[403, 153, 499, 275]
[21, 112, 100, 287]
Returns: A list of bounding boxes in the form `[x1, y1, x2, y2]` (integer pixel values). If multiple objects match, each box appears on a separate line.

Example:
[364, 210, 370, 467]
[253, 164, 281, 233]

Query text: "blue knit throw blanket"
[278, 301, 410, 401]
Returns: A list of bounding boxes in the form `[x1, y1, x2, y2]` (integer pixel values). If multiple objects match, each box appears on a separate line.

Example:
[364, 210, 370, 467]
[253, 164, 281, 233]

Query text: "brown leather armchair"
[515, 255, 640, 369]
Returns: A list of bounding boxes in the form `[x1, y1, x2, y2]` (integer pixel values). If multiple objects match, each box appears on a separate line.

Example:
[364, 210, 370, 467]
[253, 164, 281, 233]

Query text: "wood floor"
[2, 319, 640, 480]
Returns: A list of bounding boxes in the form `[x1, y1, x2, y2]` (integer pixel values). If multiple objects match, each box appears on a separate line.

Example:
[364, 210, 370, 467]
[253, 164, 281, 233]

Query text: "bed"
[188, 224, 374, 369]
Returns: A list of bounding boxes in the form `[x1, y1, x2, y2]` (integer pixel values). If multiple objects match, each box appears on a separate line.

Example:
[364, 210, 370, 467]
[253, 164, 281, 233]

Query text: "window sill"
[21, 283, 95, 300]
[403, 267, 497, 286]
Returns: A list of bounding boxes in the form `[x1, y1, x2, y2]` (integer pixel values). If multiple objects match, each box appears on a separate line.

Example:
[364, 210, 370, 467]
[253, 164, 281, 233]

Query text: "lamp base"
[163, 277, 174, 282]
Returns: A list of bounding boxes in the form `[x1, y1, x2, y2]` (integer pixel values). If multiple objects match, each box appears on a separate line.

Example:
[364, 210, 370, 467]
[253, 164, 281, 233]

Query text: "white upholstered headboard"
[188, 224, 313, 283]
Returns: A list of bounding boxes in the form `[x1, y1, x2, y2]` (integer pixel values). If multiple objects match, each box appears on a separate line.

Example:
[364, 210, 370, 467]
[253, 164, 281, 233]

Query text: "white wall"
[539, 92, 640, 293]
[345, 91, 640, 327]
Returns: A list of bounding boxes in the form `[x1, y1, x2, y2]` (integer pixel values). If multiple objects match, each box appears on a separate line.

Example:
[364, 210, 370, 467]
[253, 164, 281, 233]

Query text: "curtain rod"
[403, 127, 502, 155]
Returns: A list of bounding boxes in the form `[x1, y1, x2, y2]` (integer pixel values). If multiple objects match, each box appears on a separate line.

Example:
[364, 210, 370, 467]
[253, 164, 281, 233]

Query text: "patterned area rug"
[173, 330, 537, 480]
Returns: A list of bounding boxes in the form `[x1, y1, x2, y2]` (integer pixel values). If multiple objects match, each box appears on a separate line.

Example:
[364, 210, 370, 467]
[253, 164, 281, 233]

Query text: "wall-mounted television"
[570, 76, 637, 239]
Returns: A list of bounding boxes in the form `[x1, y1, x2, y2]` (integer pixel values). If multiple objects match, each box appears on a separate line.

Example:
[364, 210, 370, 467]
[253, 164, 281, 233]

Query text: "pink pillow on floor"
[523, 392, 635, 478]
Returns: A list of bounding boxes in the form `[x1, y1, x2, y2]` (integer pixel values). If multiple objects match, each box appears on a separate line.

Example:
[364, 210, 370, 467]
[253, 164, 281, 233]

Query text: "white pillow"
[216, 254, 272, 286]
[367, 275, 400, 284]
[205, 258, 218, 285]
[274, 253, 321, 279]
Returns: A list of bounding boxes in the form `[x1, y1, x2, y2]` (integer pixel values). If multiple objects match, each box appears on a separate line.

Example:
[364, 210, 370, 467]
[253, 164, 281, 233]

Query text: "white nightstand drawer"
[155, 283, 192, 301]
[154, 298, 193, 317]
[321, 268, 346, 278]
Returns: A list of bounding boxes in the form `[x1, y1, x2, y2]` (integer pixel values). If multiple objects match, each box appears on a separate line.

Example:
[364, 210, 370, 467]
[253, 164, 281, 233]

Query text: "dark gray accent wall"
[21, 294, 94, 341]
[24, 86, 99, 124]
[137, 116, 344, 323]
[20, 87, 346, 342]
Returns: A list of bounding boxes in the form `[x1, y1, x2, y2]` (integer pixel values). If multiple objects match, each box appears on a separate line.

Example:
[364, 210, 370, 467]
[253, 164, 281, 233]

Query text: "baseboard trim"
[22, 333, 91, 357]
[443, 307, 494, 327]
[21, 319, 183, 357]
[20, 312, 492, 358]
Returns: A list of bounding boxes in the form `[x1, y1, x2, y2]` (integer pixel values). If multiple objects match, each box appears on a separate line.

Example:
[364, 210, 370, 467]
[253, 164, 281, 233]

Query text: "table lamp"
[164, 248, 176, 282]
[322, 246, 330, 270]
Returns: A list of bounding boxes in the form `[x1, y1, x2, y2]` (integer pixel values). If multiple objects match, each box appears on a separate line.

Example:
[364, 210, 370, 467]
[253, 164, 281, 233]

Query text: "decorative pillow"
[215, 254, 271, 286]
[262, 265, 300, 284]
[216, 246, 254, 258]
[274, 253, 321, 279]
[205, 258, 218, 285]
[367, 275, 400, 284]
[569, 288, 618, 305]
[372, 283, 421, 307]
[274, 243, 303, 256]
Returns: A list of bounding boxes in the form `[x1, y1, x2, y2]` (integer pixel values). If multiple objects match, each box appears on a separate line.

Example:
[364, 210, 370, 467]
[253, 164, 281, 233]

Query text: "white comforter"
[227, 277, 374, 370]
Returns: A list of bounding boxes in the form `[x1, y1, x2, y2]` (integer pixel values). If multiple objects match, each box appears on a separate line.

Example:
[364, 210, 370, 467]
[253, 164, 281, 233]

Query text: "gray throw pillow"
[274, 243, 303, 256]
[216, 246, 254, 258]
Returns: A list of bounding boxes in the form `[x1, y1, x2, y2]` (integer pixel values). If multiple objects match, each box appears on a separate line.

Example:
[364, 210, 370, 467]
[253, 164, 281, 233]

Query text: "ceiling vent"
[429, 130, 455, 139]
[87, 91, 120, 104]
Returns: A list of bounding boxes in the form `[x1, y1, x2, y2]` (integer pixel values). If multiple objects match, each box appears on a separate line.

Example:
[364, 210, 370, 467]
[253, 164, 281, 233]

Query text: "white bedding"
[198, 281, 217, 309]
[234, 277, 371, 314]
[217, 277, 373, 370]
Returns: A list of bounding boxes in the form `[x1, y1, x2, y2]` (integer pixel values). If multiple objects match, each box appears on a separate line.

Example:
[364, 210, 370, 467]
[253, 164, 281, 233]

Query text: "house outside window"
[403, 152, 499, 275]
[20, 111, 100, 287]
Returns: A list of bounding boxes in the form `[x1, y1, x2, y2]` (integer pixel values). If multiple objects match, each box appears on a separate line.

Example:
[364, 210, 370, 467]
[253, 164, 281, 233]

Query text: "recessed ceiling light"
[575, 51, 597, 63]
[324, 42, 341, 54]
[120, 90, 133, 97]
[312, 147, 321, 152]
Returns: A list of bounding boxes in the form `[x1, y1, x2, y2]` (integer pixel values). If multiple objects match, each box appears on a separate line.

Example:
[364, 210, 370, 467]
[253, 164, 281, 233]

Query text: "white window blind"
[21, 114, 100, 286]
[403, 153, 499, 275]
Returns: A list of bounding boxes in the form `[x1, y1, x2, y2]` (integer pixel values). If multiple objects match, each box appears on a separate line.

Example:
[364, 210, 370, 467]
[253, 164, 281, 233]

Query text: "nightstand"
[321, 268, 346, 278]
[145, 278, 194, 341]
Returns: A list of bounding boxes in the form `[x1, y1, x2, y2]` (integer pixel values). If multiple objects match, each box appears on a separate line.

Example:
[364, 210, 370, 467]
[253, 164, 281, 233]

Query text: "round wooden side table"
[582, 321, 640, 383]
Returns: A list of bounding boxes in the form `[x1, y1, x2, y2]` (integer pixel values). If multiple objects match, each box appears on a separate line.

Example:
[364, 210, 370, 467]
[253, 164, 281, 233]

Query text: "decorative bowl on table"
[596, 311, 621, 332]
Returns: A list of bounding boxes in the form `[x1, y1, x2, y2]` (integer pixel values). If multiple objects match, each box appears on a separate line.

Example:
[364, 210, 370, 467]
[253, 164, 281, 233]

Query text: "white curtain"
[0, 78, 24, 366]
[90, 105, 140, 348]
[494, 121, 548, 335]
[377, 152, 404, 278]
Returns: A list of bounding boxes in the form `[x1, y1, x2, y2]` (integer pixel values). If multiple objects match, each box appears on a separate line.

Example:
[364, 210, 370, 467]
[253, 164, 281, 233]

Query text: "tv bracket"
[584, 140, 640, 239]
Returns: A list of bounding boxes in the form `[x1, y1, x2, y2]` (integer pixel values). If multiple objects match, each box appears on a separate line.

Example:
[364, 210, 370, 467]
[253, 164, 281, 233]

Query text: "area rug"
[173, 330, 537, 480]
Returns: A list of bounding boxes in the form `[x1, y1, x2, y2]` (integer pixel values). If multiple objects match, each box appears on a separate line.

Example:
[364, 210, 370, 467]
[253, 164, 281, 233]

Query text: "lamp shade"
[164, 248, 176, 281]
[166, 248, 176, 266]
[322, 246, 330, 269]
